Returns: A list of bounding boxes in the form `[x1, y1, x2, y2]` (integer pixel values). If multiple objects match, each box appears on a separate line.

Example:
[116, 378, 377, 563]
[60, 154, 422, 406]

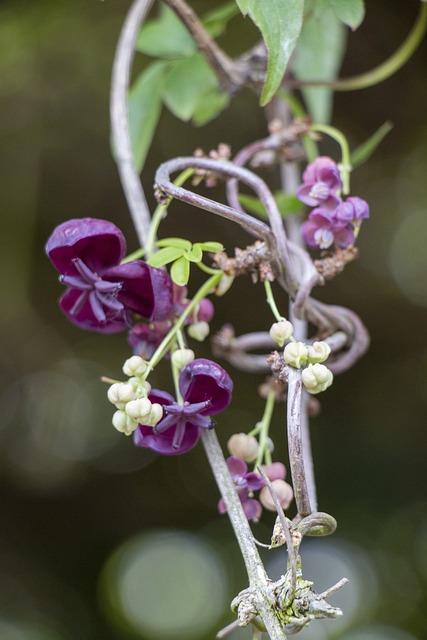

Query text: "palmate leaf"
[235, 0, 304, 106]
[203, 1, 240, 38]
[147, 246, 184, 268]
[328, 0, 365, 31]
[171, 256, 190, 286]
[136, 4, 196, 58]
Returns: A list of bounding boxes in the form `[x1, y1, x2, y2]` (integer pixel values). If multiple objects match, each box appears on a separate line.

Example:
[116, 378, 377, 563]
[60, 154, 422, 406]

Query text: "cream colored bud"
[307, 341, 331, 364]
[107, 382, 134, 408]
[260, 480, 294, 511]
[122, 355, 147, 377]
[146, 403, 163, 427]
[269, 320, 294, 347]
[128, 377, 151, 398]
[227, 433, 259, 462]
[187, 321, 209, 341]
[215, 273, 234, 296]
[125, 397, 153, 421]
[283, 341, 308, 368]
[301, 363, 333, 394]
[172, 348, 195, 369]
[112, 410, 138, 436]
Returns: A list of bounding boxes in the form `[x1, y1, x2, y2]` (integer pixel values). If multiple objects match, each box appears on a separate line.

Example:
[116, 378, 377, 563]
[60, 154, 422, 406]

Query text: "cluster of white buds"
[107, 356, 163, 436]
[283, 340, 333, 395]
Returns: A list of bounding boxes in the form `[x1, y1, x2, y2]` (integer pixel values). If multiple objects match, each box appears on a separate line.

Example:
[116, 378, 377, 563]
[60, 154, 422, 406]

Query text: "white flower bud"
[227, 433, 259, 462]
[269, 320, 294, 347]
[172, 348, 195, 369]
[127, 377, 151, 398]
[187, 321, 210, 341]
[301, 363, 333, 394]
[145, 403, 163, 427]
[307, 341, 331, 364]
[122, 355, 147, 377]
[215, 273, 234, 296]
[107, 382, 135, 408]
[283, 341, 309, 368]
[260, 480, 294, 511]
[112, 410, 138, 436]
[125, 397, 153, 421]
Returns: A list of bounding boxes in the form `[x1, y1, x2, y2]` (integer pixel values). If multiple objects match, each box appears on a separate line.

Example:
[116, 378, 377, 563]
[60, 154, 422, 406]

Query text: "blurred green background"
[1, 1, 427, 638]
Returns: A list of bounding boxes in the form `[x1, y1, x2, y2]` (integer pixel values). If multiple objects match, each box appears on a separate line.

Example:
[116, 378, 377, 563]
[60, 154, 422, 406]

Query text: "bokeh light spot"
[101, 529, 229, 639]
[389, 210, 427, 307]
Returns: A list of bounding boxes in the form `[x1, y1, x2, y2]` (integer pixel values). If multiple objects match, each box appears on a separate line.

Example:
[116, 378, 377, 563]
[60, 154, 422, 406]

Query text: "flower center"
[154, 399, 212, 450]
[309, 182, 329, 201]
[60, 258, 124, 322]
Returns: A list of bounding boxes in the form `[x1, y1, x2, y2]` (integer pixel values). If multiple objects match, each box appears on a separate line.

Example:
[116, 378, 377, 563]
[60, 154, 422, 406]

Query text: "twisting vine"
[44, 1, 426, 638]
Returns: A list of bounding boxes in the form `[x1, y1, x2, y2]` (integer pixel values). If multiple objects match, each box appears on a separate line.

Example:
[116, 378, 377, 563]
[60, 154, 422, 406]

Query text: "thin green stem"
[311, 123, 352, 194]
[264, 281, 284, 323]
[145, 168, 195, 259]
[254, 389, 277, 469]
[121, 247, 146, 263]
[294, 2, 427, 92]
[143, 271, 222, 378]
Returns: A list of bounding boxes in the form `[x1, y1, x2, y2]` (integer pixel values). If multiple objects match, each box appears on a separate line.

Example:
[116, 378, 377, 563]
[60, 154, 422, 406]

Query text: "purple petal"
[179, 359, 233, 415]
[46, 218, 126, 276]
[245, 472, 264, 491]
[332, 224, 355, 248]
[242, 498, 262, 522]
[226, 456, 248, 477]
[302, 156, 337, 184]
[346, 196, 370, 220]
[59, 288, 129, 333]
[104, 260, 173, 322]
[133, 421, 200, 455]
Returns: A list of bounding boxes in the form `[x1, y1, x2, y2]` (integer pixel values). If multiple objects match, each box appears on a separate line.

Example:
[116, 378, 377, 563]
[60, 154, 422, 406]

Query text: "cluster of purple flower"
[297, 157, 369, 250]
[218, 457, 293, 522]
[45, 218, 231, 457]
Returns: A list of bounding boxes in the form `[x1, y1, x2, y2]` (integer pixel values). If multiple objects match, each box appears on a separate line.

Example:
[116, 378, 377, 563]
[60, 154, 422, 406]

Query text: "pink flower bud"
[259, 480, 293, 511]
[227, 433, 259, 462]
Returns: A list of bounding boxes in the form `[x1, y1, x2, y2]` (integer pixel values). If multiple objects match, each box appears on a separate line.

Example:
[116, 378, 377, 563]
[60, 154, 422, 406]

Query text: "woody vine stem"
[105, 0, 427, 638]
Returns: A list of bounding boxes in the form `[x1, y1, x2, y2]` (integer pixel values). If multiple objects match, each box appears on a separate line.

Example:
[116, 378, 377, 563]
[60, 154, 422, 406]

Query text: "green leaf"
[155, 237, 192, 250]
[196, 241, 224, 252]
[163, 53, 218, 121]
[191, 88, 230, 126]
[185, 245, 203, 262]
[236, 0, 304, 106]
[239, 193, 302, 219]
[171, 256, 190, 286]
[293, 8, 346, 123]
[202, 2, 240, 38]
[136, 4, 196, 58]
[128, 62, 168, 172]
[329, 0, 365, 31]
[274, 192, 303, 216]
[350, 121, 394, 168]
[147, 246, 184, 268]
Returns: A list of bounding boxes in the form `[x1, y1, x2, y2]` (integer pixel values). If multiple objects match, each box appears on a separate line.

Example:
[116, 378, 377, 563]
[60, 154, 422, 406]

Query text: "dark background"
[1, 1, 427, 639]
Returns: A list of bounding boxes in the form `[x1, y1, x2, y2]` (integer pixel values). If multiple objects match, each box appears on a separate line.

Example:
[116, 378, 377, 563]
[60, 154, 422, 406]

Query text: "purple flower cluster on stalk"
[297, 157, 369, 250]
[45, 218, 173, 333]
[134, 358, 233, 455]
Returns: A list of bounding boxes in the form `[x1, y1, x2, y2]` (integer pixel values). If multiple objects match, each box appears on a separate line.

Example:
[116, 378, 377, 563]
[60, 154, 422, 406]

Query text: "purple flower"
[334, 196, 370, 226]
[218, 457, 264, 522]
[46, 218, 173, 333]
[297, 156, 342, 211]
[134, 359, 233, 455]
[128, 321, 171, 359]
[301, 208, 355, 249]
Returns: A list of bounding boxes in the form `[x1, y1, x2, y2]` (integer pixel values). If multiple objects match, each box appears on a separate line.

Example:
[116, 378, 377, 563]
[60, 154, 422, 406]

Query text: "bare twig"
[164, 0, 244, 91]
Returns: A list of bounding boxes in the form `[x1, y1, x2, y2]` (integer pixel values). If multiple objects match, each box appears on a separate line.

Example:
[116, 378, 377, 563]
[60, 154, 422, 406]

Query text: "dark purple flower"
[297, 156, 342, 211]
[134, 358, 233, 455]
[46, 218, 173, 333]
[334, 196, 370, 226]
[301, 208, 355, 249]
[173, 285, 214, 324]
[218, 457, 264, 522]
